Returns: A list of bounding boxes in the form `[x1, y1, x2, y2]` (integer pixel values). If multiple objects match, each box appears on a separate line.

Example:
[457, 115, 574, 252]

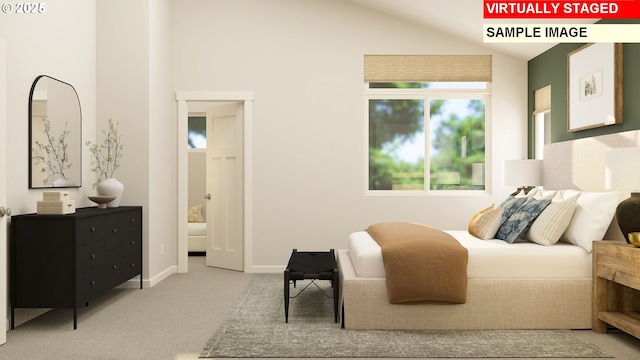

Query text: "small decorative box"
[37, 200, 76, 214]
[43, 191, 71, 201]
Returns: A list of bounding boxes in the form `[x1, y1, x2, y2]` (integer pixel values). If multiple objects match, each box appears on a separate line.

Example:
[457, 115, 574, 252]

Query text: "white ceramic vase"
[51, 178, 76, 187]
[97, 178, 124, 208]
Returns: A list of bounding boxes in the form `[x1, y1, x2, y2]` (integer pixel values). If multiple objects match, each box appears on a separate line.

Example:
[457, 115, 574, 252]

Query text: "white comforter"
[348, 230, 592, 279]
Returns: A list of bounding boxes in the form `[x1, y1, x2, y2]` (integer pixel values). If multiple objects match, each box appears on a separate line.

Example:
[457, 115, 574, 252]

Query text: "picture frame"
[567, 43, 623, 132]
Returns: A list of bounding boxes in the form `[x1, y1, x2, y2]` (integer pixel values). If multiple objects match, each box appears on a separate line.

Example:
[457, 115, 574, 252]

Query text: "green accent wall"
[527, 20, 640, 157]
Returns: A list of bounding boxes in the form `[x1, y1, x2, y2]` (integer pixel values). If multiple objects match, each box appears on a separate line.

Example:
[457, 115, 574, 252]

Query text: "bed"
[188, 222, 207, 253]
[339, 130, 638, 330]
[188, 205, 206, 253]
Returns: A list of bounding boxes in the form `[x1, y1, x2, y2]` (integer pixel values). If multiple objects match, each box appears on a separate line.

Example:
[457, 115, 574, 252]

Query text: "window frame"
[364, 83, 492, 196]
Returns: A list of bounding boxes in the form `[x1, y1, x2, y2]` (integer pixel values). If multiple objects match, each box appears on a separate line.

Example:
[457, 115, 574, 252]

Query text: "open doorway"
[176, 92, 254, 273]
[186, 114, 206, 256]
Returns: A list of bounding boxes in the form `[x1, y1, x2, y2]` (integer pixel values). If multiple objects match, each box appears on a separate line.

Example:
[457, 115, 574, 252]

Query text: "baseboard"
[245, 265, 284, 273]
[147, 265, 178, 287]
[11, 308, 51, 328]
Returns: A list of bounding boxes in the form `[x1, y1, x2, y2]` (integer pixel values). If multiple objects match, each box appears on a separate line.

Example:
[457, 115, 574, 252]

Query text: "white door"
[205, 103, 243, 271]
[1, 38, 8, 345]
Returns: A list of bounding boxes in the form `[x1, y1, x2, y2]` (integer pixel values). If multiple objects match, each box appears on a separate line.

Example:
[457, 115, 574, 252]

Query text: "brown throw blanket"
[365, 222, 468, 304]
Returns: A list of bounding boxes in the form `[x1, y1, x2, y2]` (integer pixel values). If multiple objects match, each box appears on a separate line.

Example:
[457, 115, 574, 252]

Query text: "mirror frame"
[28, 75, 82, 188]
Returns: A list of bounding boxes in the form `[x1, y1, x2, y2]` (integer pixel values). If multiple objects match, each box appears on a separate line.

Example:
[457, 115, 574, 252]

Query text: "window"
[188, 116, 206, 149]
[364, 55, 492, 193]
[533, 85, 551, 160]
[367, 82, 489, 192]
[534, 111, 550, 160]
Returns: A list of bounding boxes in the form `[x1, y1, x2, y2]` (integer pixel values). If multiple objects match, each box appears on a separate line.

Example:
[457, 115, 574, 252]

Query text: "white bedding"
[348, 230, 592, 279]
[188, 222, 207, 236]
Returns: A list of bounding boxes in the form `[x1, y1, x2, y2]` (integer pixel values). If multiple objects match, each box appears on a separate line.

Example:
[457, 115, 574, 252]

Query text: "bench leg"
[284, 269, 290, 323]
[333, 268, 339, 323]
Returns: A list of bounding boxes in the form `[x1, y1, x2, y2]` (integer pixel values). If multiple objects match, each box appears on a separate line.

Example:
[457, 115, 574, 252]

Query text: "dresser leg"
[73, 307, 77, 330]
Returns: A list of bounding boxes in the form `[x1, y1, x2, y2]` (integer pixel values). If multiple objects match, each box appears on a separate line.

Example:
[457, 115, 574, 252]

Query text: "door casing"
[1, 38, 8, 345]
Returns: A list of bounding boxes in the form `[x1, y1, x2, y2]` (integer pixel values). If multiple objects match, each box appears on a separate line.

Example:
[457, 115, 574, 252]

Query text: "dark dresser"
[10, 206, 143, 329]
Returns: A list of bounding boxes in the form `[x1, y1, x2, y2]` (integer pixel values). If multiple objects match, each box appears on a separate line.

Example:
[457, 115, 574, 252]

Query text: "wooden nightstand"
[592, 241, 640, 338]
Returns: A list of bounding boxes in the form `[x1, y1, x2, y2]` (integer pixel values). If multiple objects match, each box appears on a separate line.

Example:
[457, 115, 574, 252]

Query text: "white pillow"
[537, 189, 559, 198]
[514, 188, 538, 198]
[526, 193, 579, 246]
[533, 190, 556, 201]
[561, 191, 618, 252]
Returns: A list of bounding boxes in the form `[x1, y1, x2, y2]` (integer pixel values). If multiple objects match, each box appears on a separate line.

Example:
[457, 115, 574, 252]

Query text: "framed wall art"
[567, 43, 623, 132]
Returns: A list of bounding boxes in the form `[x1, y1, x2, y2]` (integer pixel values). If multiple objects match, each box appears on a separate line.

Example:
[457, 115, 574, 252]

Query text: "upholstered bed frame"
[338, 130, 638, 330]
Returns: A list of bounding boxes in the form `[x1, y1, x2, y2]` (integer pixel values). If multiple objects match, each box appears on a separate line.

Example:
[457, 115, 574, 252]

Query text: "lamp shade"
[605, 147, 640, 191]
[503, 159, 543, 187]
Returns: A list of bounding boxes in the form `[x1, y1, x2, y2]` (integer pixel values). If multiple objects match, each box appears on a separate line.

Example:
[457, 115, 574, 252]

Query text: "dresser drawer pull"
[130, 240, 135, 245]
[112, 265, 118, 270]
[90, 253, 96, 259]
[90, 227, 96, 232]
[131, 263, 136, 268]
[131, 218, 136, 223]
[112, 228, 118, 233]
[90, 280, 96, 286]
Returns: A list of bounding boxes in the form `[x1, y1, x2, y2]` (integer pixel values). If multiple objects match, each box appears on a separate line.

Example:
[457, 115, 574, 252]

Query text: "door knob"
[205, 194, 212, 200]
[0, 206, 11, 217]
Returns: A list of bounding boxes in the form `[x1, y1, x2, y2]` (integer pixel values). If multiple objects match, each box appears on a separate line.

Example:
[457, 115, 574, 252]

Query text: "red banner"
[484, 1, 640, 18]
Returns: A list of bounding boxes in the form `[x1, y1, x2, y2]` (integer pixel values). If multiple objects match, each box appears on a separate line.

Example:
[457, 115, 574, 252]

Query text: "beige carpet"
[200, 274, 611, 358]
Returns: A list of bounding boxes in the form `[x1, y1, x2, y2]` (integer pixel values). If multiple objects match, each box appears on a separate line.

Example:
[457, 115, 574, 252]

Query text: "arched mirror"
[29, 75, 82, 188]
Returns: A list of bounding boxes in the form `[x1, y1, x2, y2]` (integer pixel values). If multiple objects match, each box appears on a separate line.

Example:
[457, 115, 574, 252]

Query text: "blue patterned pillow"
[496, 198, 551, 243]
[498, 196, 527, 226]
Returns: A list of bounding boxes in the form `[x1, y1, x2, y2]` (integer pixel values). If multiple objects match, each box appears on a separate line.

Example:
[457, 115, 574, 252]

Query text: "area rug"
[200, 274, 611, 358]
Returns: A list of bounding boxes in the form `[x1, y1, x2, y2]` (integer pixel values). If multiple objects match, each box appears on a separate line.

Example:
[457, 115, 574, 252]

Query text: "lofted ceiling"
[347, 0, 598, 61]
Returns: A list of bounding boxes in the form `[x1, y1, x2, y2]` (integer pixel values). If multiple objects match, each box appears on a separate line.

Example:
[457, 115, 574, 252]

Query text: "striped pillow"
[525, 193, 580, 246]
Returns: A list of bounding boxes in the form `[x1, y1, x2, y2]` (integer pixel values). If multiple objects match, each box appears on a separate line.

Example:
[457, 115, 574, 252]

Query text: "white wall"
[148, 0, 176, 279]
[0, 0, 529, 287]
[97, 0, 175, 284]
[171, 0, 529, 271]
[0, 0, 96, 214]
[0, 0, 96, 327]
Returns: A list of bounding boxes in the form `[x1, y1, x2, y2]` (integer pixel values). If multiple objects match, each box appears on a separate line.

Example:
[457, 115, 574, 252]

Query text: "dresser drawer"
[105, 250, 141, 287]
[76, 267, 105, 302]
[76, 217, 105, 245]
[76, 241, 104, 272]
[105, 210, 141, 236]
[123, 252, 142, 281]
[121, 231, 142, 254]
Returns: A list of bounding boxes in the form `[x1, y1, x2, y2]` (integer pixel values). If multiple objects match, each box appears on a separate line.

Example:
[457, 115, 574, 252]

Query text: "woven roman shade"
[533, 85, 551, 114]
[364, 55, 492, 82]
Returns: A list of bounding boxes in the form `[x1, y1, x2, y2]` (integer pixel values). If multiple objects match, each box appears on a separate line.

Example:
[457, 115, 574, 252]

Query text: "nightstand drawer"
[594, 242, 640, 291]
[593, 241, 640, 338]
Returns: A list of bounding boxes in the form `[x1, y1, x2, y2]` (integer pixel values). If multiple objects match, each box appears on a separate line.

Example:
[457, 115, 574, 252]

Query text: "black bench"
[283, 249, 339, 323]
